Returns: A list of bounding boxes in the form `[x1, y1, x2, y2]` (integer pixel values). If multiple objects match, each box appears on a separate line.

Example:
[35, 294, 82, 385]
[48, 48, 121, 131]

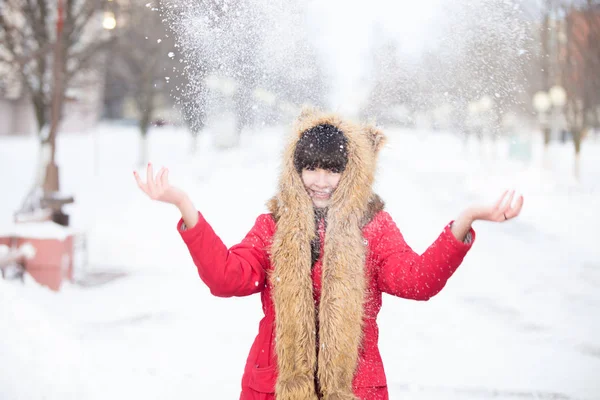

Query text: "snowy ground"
[1, 121, 599, 400]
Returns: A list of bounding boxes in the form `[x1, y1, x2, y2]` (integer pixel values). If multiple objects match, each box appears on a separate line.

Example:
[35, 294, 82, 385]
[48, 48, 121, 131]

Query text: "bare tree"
[214, 0, 261, 141]
[540, 0, 555, 147]
[171, 61, 208, 153]
[106, 0, 178, 165]
[361, 0, 530, 135]
[166, 0, 323, 146]
[259, 28, 329, 124]
[0, 0, 114, 219]
[561, 1, 600, 178]
[361, 39, 415, 124]
[158, 0, 248, 148]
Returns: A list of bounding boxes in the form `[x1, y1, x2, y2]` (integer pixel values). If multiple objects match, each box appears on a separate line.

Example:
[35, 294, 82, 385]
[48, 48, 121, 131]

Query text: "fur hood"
[266, 108, 387, 399]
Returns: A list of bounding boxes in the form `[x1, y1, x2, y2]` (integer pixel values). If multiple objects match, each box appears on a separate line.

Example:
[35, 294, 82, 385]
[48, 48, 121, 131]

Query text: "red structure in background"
[0, 227, 75, 291]
[0, 0, 83, 291]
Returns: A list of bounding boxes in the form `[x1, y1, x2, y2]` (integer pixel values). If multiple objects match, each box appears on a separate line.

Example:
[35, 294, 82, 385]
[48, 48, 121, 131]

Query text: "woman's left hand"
[451, 190, 524, 241]
[469, 190, 524, 223]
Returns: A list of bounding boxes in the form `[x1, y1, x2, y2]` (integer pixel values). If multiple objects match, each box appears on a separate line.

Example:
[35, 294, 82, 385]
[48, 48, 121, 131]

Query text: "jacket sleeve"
[374, 212, 475, 300]
[177, 212, 272, 298]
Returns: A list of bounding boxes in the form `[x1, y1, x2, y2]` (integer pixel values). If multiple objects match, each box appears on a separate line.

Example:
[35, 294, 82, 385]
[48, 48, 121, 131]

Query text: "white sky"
[304, 0, 450, 114]
[302, 0, 540, 114]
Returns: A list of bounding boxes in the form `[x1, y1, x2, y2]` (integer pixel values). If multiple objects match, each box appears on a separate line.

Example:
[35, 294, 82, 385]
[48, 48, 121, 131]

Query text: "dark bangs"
[293, 124, 349, 173]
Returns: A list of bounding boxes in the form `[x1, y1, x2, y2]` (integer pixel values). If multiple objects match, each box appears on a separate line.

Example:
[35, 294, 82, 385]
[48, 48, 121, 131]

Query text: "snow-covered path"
[1, 123, 599, 399]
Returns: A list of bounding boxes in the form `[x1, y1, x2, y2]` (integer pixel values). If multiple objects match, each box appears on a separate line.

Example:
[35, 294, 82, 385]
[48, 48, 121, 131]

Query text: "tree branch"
[65, 37, 116, 81]
[0, 9, 23, 58]
[16, 42, 55, 66]
[65, 0, 103, 45]
[23, 0, 48, 49]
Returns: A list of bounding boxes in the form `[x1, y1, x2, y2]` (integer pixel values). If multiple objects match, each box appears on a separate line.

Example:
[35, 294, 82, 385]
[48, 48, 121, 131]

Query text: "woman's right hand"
[134, 163, 187, 207]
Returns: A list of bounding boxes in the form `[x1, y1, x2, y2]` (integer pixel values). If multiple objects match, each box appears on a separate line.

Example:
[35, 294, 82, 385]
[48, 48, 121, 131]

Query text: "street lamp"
[533, 91, 551, 114]
[533, 86, 567, 147]
[468, 101, 480, 116]
[102, 11, 117, 30]
[549, 85, 566, 107]
[549, 85, 567, 143]
[533, 90, 552, 148]
[479, 95, 494, 113]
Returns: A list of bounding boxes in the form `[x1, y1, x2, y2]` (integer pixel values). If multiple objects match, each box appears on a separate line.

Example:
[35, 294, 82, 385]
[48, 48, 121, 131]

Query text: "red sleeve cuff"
[177, 211, 207, 244]
[444, 220, 476, 249]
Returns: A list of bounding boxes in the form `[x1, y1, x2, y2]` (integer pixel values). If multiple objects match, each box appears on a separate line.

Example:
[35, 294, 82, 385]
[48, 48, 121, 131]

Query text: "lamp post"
[533, 86, 567, 168]
[534, 86, 566, 146]
[549, 85, 567, 142]
[533, 90, 552, 147]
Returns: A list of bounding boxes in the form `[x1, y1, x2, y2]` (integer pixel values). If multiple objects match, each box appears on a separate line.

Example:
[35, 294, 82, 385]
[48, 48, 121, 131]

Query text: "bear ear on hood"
[364, 124, 387, 153]
[296, 105, 321, 124]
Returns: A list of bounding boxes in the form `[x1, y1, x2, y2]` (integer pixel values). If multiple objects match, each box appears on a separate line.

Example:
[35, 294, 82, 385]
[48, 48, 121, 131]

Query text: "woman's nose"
[316, 171, 328, 186]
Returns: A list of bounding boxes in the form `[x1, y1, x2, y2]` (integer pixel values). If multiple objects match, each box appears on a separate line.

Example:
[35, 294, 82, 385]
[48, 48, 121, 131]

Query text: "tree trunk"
[187, 109, 205, 155]
[138, 104, 151, 166]
[16, 2, 66, 218]
[181, 95, 206, 153]
[15, 141, 53, 216]
[573, 129, 582, 181]
[139, 132, 149, 167]
[32, 95, 47, 137]
[43, 0, 66, 195]
[42, 142, 60, 194]
[543, 126, 551, 146]
[138, 98, 152, 166]
[542, 124, 552, 169]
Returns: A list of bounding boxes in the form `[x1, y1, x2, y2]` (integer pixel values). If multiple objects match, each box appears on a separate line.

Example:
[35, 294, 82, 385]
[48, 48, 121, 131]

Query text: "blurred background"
[1, 0, 599, 399]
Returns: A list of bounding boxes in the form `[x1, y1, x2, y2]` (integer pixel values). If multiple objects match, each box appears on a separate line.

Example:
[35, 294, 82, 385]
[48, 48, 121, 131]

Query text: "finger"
[147, 163, 156, 196]
[161, 168, 169, 188]
[505, 195, 524, 219]
[133, 171, 149, 194]
[500, 190, 515, 213]
[494, 190, 509, 210]
[155, 167, 166, 193]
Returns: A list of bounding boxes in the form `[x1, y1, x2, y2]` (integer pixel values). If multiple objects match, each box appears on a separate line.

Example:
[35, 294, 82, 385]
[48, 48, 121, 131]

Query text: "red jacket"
[179, 210, 475, 399]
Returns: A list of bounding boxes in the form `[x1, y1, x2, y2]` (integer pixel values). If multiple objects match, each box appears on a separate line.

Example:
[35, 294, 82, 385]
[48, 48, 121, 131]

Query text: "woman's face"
[301, 168, 342, 208]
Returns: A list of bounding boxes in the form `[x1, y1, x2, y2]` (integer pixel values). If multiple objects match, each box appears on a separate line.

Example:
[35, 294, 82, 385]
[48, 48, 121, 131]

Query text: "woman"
[134, 109, 524, 399]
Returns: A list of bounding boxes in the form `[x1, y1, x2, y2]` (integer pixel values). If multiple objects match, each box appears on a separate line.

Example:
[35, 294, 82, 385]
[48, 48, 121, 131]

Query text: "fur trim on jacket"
[266, 108, 387, 399]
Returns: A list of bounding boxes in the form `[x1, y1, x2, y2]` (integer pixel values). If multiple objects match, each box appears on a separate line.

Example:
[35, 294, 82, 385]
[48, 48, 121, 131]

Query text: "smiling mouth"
[311, 190, 331, 199]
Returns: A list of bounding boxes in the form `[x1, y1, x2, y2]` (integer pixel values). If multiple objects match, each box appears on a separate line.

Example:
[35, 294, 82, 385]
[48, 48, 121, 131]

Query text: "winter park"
[1, 0, 600, 399]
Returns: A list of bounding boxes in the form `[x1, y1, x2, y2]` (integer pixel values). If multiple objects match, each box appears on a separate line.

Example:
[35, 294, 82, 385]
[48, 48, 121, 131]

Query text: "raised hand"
[471, 190, 524, 223]
[133, 163, 187, 207]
